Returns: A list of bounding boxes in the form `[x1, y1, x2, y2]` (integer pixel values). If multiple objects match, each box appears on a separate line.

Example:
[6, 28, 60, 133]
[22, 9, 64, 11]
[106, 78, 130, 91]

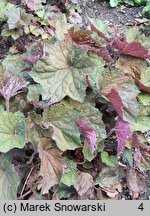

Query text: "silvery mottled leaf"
[0, 71, 27, 101]
[0, 156, 20, 199]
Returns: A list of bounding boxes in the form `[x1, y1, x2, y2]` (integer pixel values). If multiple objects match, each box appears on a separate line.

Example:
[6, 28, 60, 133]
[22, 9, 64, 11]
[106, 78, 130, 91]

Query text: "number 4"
[138, 203, 144, 211]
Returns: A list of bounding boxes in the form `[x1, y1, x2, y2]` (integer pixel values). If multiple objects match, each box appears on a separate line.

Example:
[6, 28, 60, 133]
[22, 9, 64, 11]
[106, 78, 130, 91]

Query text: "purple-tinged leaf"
[113, 36, 150, 59]
[67, 28, 112, 62]
[85, 75, 91, 87]
[99, 88, 124, 118]
[97, 47, 113, 62]
[0, 71, 27, 101]
[31, 99, 52, 109]
[77, 118, 96, 153]
[131, 132, 150, 154]
[69, 12, 82, 24]
[22, 0, 45, 11]
[131, 132, 143, 148]
[116, 117, 131, 156]
[22, 41, 44, 65]
[98, 74, 139, 122]
[22, 55, 41, 64]
[74, 44, 112, 62]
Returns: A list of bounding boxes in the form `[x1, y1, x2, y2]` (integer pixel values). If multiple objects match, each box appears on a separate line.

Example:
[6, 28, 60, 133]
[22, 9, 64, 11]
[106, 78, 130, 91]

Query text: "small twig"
[27, 151, 37, 165]
[20, 167, 34, 196]
[17, 189, 32, 200]
[107, 128, 115, 137]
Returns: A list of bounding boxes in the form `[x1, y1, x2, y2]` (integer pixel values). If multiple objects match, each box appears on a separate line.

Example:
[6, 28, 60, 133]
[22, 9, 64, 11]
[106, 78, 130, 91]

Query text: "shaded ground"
[79, 0, 144, 27]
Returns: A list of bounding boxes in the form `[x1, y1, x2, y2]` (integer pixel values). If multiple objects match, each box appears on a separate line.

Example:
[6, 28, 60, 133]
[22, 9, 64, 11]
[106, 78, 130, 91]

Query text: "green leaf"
[2, 55, 28, 77]
[131, 104, 150, 132]
[43, 102, 81, 151]
[123, 148, 133, 167]
[126, 27, 140, 42]
[110, 0, 119, 7]
[25, 112, 50, 149]
[131, 115, 150, 132]
[124, 28, 150, 48]
[138, 93, 150, 106]
[83, 141, 97, 162]
[143, 2, 150, 16]
[139, 67, 150, 89]
[9, 93, 32, 113]
[96, 166, 125, 188]
[0, 110, 26, 153]
[60, 158, 78, 186]
[0, 156, 19, 199]
[55, 184, 75, 199]
[5, 7, 27, 29]
[83, 140, 104, 162]
[76, 102, 106, 155]
[30, 40, 102, 103]
[123, 0, 135, 6]
[27, 84, 43, 102]
[101, 151, 118, 167]
[88, 17, 108, 34]
[78, 102, 107, 142]
[49, 13, 72, 40]
[134, 0, 145, 4]
[1, 25, 23, 40]
[0, 0, 14, 22]
[100, 73, 140, 123]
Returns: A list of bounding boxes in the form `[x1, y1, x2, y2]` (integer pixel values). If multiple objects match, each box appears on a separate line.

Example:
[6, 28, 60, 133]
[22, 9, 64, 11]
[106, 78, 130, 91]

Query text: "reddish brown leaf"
[67, 28, 112, 62]
[76, 118, 97, 153]
[99, 88, 124, 118]
[131, 132, 150, 155]
[135, 80, 150, 93]
[113, 36, 150, 59]
[68, 28, 101, 47]
[116, 117, 131, 156]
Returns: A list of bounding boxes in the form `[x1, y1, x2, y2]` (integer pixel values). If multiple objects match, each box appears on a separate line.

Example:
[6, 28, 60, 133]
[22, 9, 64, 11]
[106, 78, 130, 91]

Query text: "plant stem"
[17, 189, 32, 200]
[6, 98, 10, 112]
[20, 167, 34, 196]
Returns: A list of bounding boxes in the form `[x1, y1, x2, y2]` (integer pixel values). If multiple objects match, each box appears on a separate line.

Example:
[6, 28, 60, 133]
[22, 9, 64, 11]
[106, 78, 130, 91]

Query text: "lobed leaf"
[30, 40, 102, 103]
[0, 157, 20, 200]
[0, 109, 26, 153]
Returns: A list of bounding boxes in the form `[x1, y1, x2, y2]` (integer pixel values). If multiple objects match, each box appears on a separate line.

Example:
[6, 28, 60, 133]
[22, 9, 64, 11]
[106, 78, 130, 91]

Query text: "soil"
[79, 0, 144, 27]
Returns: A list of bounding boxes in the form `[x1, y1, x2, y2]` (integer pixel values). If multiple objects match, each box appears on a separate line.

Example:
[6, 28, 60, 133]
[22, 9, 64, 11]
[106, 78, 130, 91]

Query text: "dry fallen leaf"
[126, 168, 147, 199]
[116, 56, 146, 78]
[74, 171, 94, 197]
[38, 138, 66, 194]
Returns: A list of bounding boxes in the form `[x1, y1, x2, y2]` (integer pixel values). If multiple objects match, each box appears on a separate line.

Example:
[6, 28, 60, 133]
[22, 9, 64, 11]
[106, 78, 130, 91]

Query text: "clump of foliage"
[0, 0, 150, 200]
[110, 0, 150, 16]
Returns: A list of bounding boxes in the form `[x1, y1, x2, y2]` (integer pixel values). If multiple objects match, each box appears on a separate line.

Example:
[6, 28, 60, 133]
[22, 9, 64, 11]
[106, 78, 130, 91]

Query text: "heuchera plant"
[110, 0, 150, 16]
